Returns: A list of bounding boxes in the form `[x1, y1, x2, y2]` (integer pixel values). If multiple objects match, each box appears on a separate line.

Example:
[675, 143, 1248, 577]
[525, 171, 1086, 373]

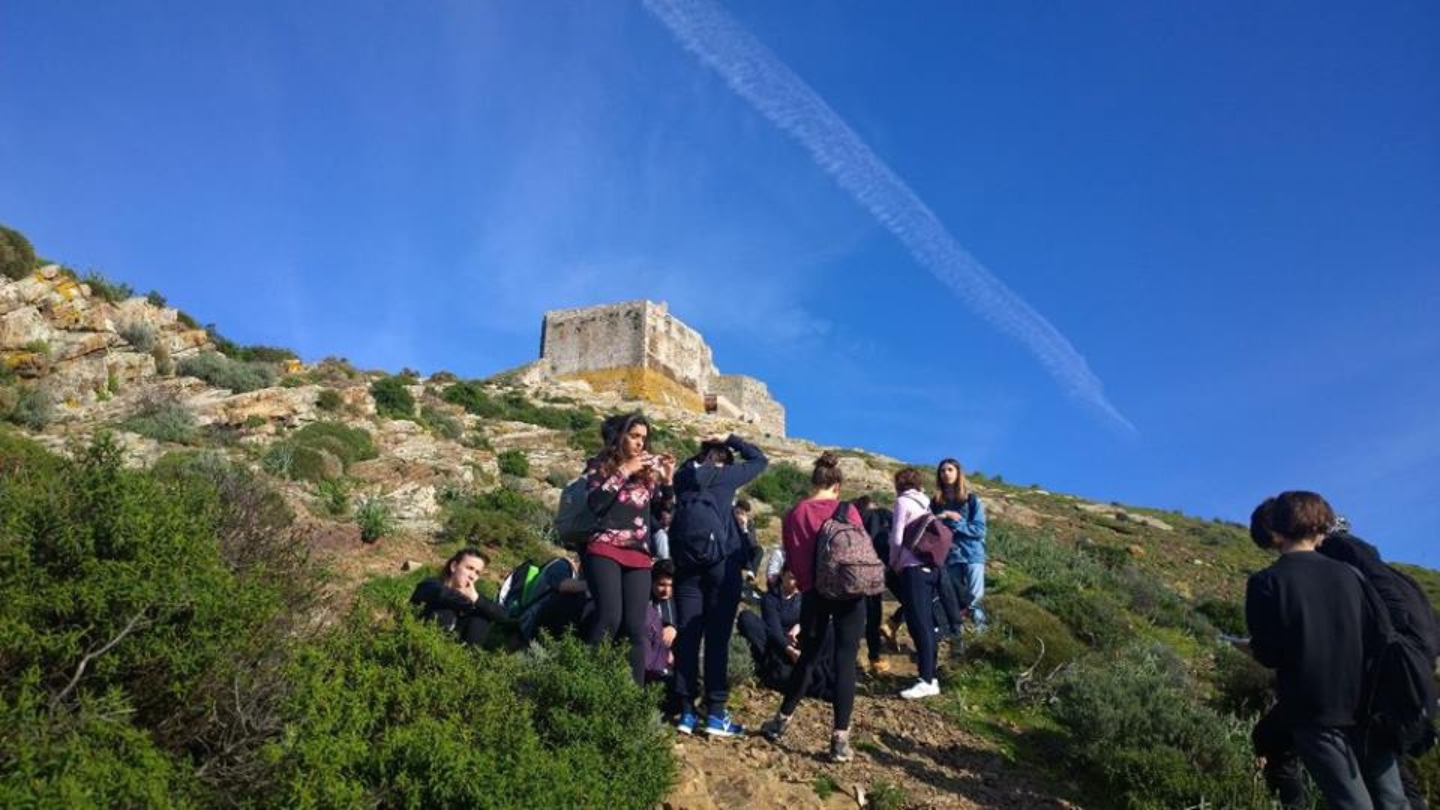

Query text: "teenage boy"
[1245, 491, 1406, 809]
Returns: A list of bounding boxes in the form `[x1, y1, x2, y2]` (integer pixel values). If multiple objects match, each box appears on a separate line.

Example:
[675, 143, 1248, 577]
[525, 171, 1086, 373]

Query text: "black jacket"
[1320, 531, 1440, 661]
[410, 579, 509, 626]
[760, 588, 803, 654]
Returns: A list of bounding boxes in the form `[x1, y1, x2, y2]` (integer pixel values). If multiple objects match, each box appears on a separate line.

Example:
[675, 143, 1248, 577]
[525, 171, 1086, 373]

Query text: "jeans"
[1292, 725, 1406, 810]
[948, 562, 987, 629]
[670, 552, 745, 716]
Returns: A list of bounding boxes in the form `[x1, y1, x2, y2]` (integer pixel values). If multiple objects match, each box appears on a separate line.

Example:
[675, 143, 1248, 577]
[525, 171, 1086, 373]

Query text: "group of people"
[1246, 491, 1438, 809]
[409, 411, 1439, 803]
[410, 411, 990, 762]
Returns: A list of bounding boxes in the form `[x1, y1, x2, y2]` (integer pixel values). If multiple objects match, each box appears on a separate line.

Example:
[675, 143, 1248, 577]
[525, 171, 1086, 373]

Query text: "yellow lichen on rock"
[562, 367, 706, 413]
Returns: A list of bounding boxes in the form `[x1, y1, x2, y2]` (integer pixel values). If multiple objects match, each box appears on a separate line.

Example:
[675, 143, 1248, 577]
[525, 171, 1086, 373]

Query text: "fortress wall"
[541, 302, 647, 376]
[710, 374, 786, 437]
[641, 301, 715, 393]
[561, 367, 706, 413]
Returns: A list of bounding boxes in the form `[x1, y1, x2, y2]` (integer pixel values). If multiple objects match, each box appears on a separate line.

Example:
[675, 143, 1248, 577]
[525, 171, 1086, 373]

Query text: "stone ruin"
[537, 300, 786, 437]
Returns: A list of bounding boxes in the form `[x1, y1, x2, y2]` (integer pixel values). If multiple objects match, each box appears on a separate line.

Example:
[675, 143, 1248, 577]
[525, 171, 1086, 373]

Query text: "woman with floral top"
[580, 412, 675, 685]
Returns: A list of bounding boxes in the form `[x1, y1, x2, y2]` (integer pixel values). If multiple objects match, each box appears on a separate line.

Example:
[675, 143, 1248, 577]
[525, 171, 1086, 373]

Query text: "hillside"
[3, 238, 1438, 809]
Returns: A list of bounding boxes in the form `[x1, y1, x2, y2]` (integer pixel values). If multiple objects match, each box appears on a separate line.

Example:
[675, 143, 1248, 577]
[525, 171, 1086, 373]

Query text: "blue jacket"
[934, 493, 986, 565]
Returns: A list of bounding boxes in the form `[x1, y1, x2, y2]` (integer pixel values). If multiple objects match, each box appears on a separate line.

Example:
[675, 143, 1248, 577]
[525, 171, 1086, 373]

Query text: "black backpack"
[670, 466, 728, 570]
[1353, 569, 1438, 756]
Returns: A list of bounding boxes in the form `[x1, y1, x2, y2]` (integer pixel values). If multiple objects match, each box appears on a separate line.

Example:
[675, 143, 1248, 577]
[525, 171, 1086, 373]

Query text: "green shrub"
[727, 632, 755, 688]
[744, 462, 810, 508]
[812, 773, 839, 800]
[316, 478, 351, 517]
[1196, 598, 1247, 637]
[1023, 582, 1131, 650]
[79, 269, 134, 303]
[1210, 644, 1273, 716]
[145, 290, 166, 307]
[0, 223, 38, 280]
[316, 388, 343, 412]
[4, 384, 53, 429]
[119, 397, 197, 444]
[1053, 644, 1268, 809]
[117, 321, 158, 352]
[370, 375, 416, 420]
[498, 449, 531, 477]
[263, 614, 673, 809]
[868, 780, 909, 810]
[1414, 747, 1440, 807]
[443, 381, 600, 434]
[354, 496, 394, 543]
[177, 351, 275, 393]
[964, 593, 1083, 674]
[0, 435, 313, 804]
[440, 486, 553, 556]
[420, 403, 462, 440]
[290, 421, 378, 466]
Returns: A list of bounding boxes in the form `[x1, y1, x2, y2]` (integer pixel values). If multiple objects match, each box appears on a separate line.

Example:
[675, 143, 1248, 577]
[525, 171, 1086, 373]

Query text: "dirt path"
[664, 648, 1078, 809]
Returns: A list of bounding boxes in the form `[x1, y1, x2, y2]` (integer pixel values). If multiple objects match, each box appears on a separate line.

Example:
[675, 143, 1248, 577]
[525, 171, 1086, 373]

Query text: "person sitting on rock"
[645, 559, 678, 684]
[410, 548, 511, 647]
[738, 568, 837, 699]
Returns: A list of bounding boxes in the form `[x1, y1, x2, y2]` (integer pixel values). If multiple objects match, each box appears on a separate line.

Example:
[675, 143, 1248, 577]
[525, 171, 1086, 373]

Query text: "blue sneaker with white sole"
[675, 710, 697, 735]
[704, 711, 744, 738]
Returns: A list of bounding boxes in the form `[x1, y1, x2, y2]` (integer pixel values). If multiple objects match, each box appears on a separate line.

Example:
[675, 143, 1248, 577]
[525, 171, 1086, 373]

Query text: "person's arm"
[761, 592, 788, 650]
[889, 499, 908, 568]
[1244, 574, 1282, 668]
[584, 467, 628, 517]
[951, 494, 987, 542]
[714, 435, 769, 489]
[411, 579, 475, 614]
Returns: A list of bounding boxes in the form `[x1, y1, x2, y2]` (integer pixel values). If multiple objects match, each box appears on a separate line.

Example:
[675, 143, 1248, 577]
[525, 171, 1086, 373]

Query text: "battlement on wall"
[538, 300, 785, 436]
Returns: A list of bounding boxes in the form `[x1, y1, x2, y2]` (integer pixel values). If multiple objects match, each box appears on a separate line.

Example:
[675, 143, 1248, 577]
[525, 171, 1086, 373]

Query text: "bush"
[0, 223, 37, 280]
[151, 342, 174, 376]
[316, 388, 343, 412]
[290, 421, 378, 466]
[370, 375, 416, 420]
[316, 478, 351, 517]
[1196, 598, 1247, 637]
[178, 351, 276, 393]
[498, 449, 531, 477]
[1210, 644, 1273, 716]
[442, 381, 600, 435]
[1053, 644, 1269, 809]
[744, 462, 810, 509]
[964, 593, 1083, 674]
[120, 397, 197, 444]
[354, 496, 394, 543]
[117, 321, 158, 352]
[262, 423, 375, 483]
[440, 486, 553, 556]
[263, 620, 674, 809]
[4, 384, 53, 429]
[0, 435, 314, 804]
[1023, 582, 1131, 650]
[420, 403, 462, 440]
[726, 631, 755, 688]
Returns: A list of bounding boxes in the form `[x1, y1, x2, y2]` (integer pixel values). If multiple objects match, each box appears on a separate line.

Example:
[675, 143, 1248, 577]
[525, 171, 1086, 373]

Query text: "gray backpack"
[554, 476, 598, 550]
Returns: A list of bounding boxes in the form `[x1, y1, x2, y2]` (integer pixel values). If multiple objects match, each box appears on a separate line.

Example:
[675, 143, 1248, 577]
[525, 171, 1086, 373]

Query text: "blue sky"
[3, 1, 1437, 566]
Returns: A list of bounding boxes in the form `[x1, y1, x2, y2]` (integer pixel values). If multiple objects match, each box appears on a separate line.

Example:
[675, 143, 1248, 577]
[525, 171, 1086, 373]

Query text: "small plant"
[370, 375, 416, 420]
[145, 290, 167, 307]
[80, 270, 135, 303]
[120, 398, 198, 444]
[744, 462, 810, 508]
[118, 321, 158, 352]
[420, 404, 462, 440]
[545, 470, 571, 488]
[243, 414, 266, 429]
[316, 478, 351, 517]
[812, 773, 839, 800]
[354, 496, 394, 543]
[1, 223, 38, 280]
[498, 449, 530, 477]
[868, 780, 908, 810]
[5, 385, 53, 429]
[151, 342, 175, 376]
[178, 352, 275, 393]
[315, 388, 343, 412]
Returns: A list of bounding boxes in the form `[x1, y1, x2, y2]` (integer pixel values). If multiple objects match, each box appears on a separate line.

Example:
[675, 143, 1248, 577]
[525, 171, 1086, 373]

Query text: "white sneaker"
[900, 679, 940, 700]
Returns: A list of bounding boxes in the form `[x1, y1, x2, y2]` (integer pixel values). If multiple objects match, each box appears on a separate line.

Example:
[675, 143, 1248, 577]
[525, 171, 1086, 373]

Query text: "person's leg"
[936, 565, 963, 637]
[1397, 757, 1427, 810]
[960, 562, 988, 629]
[1252, 706, 1306, 810]
[864, 593, 883, 662]
[702, 554, 744, 717]
[736, 609, 767, 665]
[899, 567, 938, 682]
[617, 564, 652, 686]
[1359, 741, 1407, 810]
[457, 615, 492, 647]
[582, 554, 622, 645]
[1292, 725, 1376, 810]
[669, 565, 705, 715]
[829, 596, 866, 731]
[779, 592, 829, 718]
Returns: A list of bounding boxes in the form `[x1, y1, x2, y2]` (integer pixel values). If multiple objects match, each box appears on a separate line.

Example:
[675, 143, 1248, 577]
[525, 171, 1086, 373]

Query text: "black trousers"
[582, 553, 651, 686]
[779, 591, 864, 730]
[670, 551, 745, 716]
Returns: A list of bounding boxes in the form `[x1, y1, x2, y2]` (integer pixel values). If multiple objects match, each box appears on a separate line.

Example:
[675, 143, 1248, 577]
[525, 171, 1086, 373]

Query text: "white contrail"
[642, 0, 1136, 436]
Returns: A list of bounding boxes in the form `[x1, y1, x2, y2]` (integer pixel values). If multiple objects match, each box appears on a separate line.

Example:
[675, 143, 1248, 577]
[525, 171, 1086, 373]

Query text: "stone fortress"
[537, 300, 786, 437]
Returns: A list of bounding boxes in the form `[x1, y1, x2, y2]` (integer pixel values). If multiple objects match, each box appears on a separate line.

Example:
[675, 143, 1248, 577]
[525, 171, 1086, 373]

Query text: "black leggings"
[582, 553, 651, 685]
[780, 591, 865, 731]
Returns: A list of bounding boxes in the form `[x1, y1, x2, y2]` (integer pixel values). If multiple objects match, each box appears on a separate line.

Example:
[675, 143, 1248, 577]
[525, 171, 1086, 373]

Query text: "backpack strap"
[830, 500, 852, 525]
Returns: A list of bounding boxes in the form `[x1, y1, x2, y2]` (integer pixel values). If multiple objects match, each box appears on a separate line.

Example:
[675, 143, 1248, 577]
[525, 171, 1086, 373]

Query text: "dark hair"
[697, 441, 735, 466]
[1248, 498, 1276, 550]
[894, 467, 924, 494]
[1269, 491, 1335, 542]
[597, 412, 651, 478]
[734, 498, 751, 513]
[933, 458, 968, 504]
[652, 558, 675, 580]
[852, 495, 873, 512]
[441, 547, 488, 580]
[811, 451, 843, 489]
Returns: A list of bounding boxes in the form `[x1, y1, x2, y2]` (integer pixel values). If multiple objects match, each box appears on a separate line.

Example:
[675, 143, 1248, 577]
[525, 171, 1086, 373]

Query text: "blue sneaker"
[675, 710, 697, 735]
[704, 711, 744, 738]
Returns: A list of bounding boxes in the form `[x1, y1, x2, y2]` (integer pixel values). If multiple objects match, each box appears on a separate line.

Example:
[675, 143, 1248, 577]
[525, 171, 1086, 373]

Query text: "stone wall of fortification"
[711, 374, 786, 438]
[541, 302, 647, 376]
[641, 301, 715, 392]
